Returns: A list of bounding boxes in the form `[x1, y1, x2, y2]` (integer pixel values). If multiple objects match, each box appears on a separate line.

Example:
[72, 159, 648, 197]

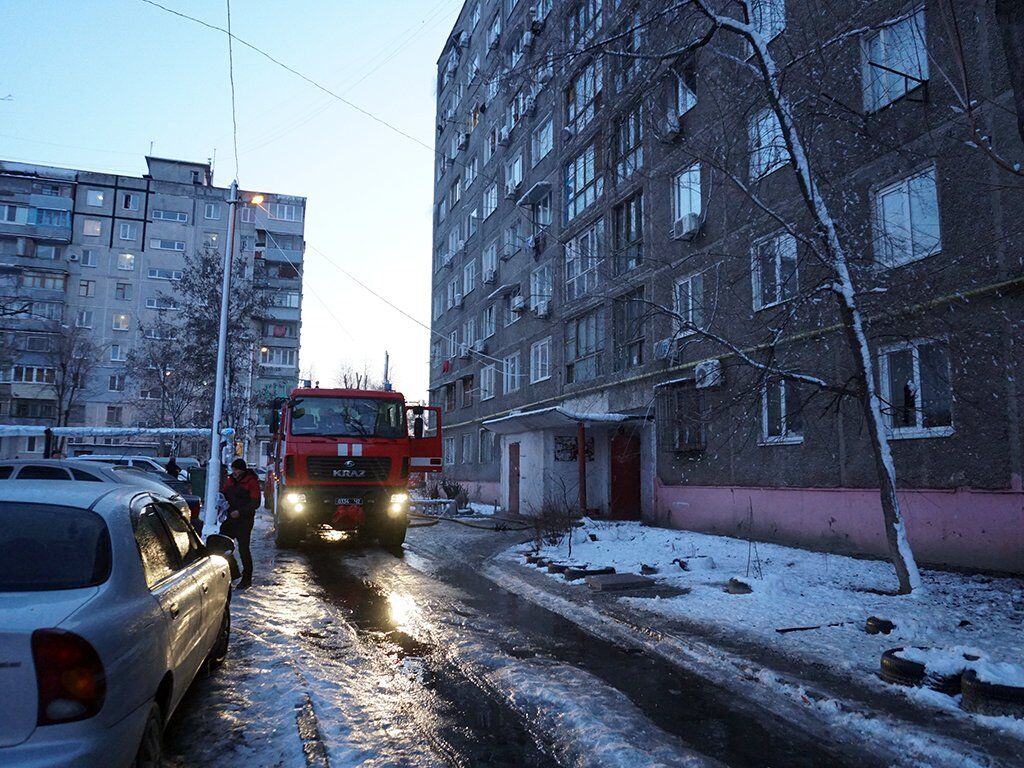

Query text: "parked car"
[0, 459, 202, 522]
[0, 482, 233, 768]
[154, 457, 201, 482]
[73, 455, 199, 514]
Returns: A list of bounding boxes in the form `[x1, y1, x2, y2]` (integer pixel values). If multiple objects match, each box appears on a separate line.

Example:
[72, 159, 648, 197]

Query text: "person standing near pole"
[220, 458, 260, 589]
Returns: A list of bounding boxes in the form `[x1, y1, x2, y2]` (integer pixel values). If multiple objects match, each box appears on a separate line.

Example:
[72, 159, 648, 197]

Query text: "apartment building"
[0, 156, 305, 464]
[429, 0, 1024, 572]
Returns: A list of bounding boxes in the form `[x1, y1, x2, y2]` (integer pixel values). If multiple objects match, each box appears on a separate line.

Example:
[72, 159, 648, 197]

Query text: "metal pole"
[203, 180, 239, 531]
[577, 421, 587, 516]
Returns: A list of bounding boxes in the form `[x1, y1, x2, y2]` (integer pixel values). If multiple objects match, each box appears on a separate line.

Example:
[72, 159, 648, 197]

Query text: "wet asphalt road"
[164, 516, 870, 768]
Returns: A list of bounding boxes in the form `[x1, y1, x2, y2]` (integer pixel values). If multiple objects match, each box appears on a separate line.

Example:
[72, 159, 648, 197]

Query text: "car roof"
[0, 458, 117, 472]
[0, 480, 151, 514]
[75, 454, 157, 461]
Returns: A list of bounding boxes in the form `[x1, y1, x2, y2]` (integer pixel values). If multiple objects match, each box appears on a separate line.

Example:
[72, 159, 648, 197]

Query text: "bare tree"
[335, 359, 385, 390]
[44, 323, 101, 452]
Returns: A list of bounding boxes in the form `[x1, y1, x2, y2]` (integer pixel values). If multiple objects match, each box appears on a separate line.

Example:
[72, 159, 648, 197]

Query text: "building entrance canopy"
[482, 406, 639, 435]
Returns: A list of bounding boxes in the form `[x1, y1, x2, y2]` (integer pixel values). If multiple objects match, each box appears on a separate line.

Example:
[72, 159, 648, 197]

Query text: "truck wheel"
[275, 519, 304, 548]
[378, 522, 407, 550]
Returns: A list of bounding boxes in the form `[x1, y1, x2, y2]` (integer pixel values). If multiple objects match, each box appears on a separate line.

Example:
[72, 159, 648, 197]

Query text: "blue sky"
[2, 0, 463, 400]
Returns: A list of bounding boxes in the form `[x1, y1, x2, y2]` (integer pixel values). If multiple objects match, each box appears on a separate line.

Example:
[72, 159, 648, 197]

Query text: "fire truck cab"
[267, 387, 442, 548]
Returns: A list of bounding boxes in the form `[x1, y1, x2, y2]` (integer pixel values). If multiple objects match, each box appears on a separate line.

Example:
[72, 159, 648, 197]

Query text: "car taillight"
[31, 629, 106, 725]
[285, 455, 295, 479]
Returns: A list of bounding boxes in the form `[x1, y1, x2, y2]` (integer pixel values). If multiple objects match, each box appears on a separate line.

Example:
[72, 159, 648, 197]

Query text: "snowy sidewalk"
[488, 521, 1024, 767]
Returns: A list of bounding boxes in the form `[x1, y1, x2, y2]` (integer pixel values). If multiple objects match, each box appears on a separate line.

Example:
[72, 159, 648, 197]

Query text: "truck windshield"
[290, 397, 405, 438]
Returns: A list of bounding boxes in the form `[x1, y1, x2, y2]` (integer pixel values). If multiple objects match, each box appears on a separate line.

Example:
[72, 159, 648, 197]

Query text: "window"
[567, 0, 602, 45]
[31, 208, 70, 227]
[81, 248, 97, 267]
[613, 288, 645, 371]
[615, 11, 644, 89]
[463, 260, 477, 294]
[672, 163, 701, 226]
[86, 190, 105, 207]
[503, 219, 523, 259]
[752, 232, 798, 309]
[83, 219, 102, 236]
[503, 352, 521, 393]
[670, 63, 697, 119]
[530, 264, 552, 310]
[115, 282, 132, 300]
[532, 194, 551, 235]
[673, 272, 705, 336]
[749, 108, 789, 179]
[615, 104, 643, 181]
[25, 335, 49, 352]
[260, 347, 298, 367]
[134, 510, 179, 587]
[761, 377, 802, 444]
[874, 166, 941, 268]
[487, 13, 502, 49]
[480, 364, 496, 400]
[118, 222, 138, 241]
[468, 208, 479, 238]
[271, 291, 301, 308]
[152, 209, 188, 223]
[565, 219, 602, 300]
[148, 268, 183, 281]
[117, 253, 136, 271]
[879, 340, 953, 438]
[532, 118, 553, 165]
[22, 273, 64, 290]
[146, 297, 181, 311]
[565, 143, 602, 221]
[443, 437, 456, 466]
[108, 374, 125, 392]
[566, 58, 603, 134]
[264, 321, 297, 338]
[657, 384, 706, 452]
[110, 344, 127, 362]
[76, 309, 93, 328]
[112, 313, 130, 331]
[613, 193, 643, 274]
[479, 428, 495, 462]
[504, 287, 522, 326]
[530, 337, 552, 382]
[0, 204, 25, 224]
[447, 277, 461, 310]
[268, 203, 302, 222]
[203, 232, 220, 249]
[29, 301, 62, 321]
[204, 202, 221, 220]
[483, 242, 498, 277]
[79, 279, 96, 298]
[11, 366, 55, 384]
[460, 374, 475, 408]
[106, 406, 123, 425]
[470, 1, 480, 28]
[448, 329, 460, 358]
[122, 192, 140, 211]
[240, 206, 255, 223]
[566, 309, 603, 383]
[863, 9, 928, 111]
[506, 153, 523, 191]
[11, 401, 57, 419]
[461, 433, 475, 463]
[463, 317, 477, 348]
[483, 184, 499, 218]
[444, 383, 457, 412]
[150, 239, 186, 251]
[750, 0, 786, 43]
[34, 243, 62, 260]
[483, 304, 497, 338]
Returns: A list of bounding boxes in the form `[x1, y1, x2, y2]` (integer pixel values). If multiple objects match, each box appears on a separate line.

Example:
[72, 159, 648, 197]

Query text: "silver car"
[0, 482, 232, 767]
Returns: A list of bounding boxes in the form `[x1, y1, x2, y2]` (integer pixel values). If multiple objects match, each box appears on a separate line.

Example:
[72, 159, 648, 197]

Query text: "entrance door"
[609, 429, 641, 520]
[508, 442, 520, 516]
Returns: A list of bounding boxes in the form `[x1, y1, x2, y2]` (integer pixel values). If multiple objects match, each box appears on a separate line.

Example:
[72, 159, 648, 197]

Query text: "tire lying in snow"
[961, 668, 1024, 717]
[880, 647, 979, 694]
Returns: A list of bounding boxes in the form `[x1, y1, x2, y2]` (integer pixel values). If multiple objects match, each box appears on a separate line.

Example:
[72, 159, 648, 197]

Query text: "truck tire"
[378, 521, 407, 550]
[275, 519, 304, 548]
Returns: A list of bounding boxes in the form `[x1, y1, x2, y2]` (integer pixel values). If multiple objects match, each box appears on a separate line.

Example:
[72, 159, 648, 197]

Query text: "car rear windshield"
[0, 503, 112, 591]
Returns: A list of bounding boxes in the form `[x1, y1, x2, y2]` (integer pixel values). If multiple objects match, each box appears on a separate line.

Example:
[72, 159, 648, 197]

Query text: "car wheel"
[207, 607, 230, 670]
[133, 702, 163, 768]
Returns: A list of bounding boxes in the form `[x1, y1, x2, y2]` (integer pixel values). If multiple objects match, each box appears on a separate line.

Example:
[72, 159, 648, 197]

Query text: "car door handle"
[169, 602, 180, 618]
[201, 582, 209, 593]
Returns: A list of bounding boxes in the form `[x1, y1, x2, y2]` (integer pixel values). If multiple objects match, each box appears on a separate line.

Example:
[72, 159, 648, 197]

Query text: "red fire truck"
[266, 387, 442, 548]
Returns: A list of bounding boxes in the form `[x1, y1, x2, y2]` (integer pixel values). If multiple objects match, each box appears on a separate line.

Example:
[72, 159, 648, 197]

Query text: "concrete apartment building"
[0, 156, 305, 465]
[428, 0, 1024, 572]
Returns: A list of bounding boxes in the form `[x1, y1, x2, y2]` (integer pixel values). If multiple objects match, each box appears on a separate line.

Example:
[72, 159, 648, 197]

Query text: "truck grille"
[306, 456, 391, 481]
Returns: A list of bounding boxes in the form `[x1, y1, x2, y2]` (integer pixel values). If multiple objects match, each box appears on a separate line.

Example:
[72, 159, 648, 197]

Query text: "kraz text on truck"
[266, 387, 442, 548]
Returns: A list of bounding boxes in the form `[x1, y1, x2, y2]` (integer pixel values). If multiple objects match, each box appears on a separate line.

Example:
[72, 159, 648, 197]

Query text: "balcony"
[262, 247, 304, 264]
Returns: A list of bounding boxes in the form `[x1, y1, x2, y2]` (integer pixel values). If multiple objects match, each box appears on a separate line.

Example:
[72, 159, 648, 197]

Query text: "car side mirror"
[206, 533, 235, 556]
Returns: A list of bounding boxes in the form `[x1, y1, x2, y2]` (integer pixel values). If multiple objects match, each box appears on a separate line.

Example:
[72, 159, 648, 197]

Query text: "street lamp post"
[203, 180, 240, 531]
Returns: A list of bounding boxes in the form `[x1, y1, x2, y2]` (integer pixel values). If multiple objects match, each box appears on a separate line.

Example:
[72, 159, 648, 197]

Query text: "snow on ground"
[503, 520, 1024, 737]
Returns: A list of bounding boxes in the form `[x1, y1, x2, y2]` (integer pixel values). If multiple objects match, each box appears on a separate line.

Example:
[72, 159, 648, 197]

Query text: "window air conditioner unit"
[563, 125, 575, 139]
[68, 252, 80, 262]
[442, 251, 454, 267]
[530, 12, 546, 34]
[523, 31, 534, 49]
[504, 181, 520, 199]
[534, 299, 551, 318]
[458, 343, 471, 359]
[457, 239, 466, 252]
[454, 292, 464, 309]
[659, 113, 682, 141]
[539, 66, 553, 84]
[498, 126, 511, 146]
[524, 95, 537, 115]
[483, 268, 497, 284]
[695, 358, 724, 389]
[471, 339, 487, 354]
[654, 337, 678, 362]
[488, 34, 500, 50]
[672, 213, 701, 241]
[511, 295, 527, 312]
[458, 133, 470, 149]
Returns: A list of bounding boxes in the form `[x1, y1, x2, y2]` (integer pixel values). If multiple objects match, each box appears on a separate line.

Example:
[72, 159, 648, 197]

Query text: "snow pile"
[976, 661, 1024, 688]
[506, 520, 1024, 733]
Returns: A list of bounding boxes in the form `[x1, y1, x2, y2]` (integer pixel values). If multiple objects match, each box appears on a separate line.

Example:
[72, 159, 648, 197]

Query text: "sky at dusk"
[1, 0, 463, 400]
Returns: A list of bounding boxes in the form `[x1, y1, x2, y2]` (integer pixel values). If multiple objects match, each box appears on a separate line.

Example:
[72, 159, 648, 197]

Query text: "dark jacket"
[221, 469, 261, 526]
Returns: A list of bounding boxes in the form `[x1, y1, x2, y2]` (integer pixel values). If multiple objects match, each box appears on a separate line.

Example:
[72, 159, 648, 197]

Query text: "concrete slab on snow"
[586, 572, 655, 591]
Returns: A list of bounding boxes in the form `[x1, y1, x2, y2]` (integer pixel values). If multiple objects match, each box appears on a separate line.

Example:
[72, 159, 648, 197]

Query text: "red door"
[609, 430, 641, 520]
[508, 442, 520, 516]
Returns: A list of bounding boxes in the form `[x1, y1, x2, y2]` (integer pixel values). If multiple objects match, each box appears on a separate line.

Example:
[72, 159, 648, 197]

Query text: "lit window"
[83, 219, 102, 237]
[112, 313, 130, 331]
[117, 253, 136, 271]
[86, 190, 105, 207]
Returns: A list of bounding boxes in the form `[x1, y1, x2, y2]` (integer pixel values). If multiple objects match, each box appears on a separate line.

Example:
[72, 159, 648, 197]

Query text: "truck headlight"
[285, 492, 306, 505]
[389, 492, 409, 504]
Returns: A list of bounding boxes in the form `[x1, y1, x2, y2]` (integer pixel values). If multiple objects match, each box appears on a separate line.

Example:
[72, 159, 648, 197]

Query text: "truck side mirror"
[292, 407, 305, 420]
[414, 415, 425, 439]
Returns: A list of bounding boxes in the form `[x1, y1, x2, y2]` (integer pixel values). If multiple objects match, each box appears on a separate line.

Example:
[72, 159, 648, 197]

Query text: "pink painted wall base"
[465, 480, 502, 508]
[650, 480, 1024, 574]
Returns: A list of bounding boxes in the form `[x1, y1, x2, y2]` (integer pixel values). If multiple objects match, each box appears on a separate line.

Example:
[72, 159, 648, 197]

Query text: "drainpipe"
[577, 420, 587, 516]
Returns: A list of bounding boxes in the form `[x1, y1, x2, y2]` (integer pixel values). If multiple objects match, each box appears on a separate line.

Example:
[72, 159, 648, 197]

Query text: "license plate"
[335, 497, 361, 506]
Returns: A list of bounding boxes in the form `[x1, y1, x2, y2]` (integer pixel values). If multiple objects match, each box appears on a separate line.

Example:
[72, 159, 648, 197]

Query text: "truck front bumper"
[278, 486, 408, 530]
